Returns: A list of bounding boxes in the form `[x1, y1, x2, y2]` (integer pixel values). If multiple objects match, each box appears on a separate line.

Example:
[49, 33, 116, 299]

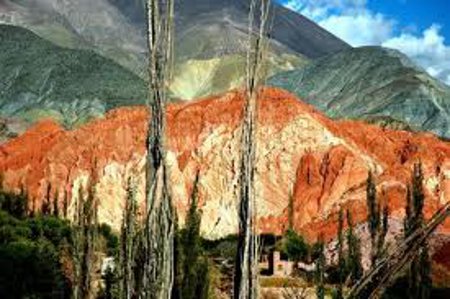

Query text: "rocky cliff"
[1, 88, 450, 242]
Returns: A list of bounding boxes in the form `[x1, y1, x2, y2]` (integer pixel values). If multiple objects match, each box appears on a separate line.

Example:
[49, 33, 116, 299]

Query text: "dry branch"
[348, 201, 450, 299]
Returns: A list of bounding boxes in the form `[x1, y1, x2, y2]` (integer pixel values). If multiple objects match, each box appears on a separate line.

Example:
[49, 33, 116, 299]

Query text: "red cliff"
[1, 87, 450, 242]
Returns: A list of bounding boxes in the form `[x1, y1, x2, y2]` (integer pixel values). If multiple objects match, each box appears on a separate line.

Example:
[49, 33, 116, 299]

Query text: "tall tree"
[405, 163, 431, 299]
[346, 209, 363, 285]
[142, 0, 176, 298]
[366, 171, 389, 267]
[288, 191, 294, 230]
[315, 235, 326, 299]
[179, 172, 209, 299]
[234, 0, 271, 298]
[72, 181, 98, 299]
[120, 177, 138, 299]
[336, 208, 345, 299]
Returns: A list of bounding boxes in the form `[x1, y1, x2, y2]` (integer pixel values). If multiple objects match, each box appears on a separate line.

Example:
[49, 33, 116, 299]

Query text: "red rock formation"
[1, 87, 450, 242]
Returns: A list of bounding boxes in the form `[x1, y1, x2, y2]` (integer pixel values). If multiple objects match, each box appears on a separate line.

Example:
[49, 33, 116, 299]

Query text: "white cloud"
[279, 0, 450, 86]
[319, 13, 394, 46]
[382, 25, 450, 85]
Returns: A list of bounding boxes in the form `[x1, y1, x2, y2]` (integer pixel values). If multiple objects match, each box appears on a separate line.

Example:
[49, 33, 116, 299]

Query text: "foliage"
[404, 163, 432, 299]
[99, 223, 119, 257]
[366, 171, 389, 267]
[315, 236, 325, 299]
[281, 229, 309, 264]
[0, 189, 28, 218]
[174, 174, 210, 299]
[0, 190, 72, 298]
[346, 210, 363, 284]
[335, 208, 345, 299]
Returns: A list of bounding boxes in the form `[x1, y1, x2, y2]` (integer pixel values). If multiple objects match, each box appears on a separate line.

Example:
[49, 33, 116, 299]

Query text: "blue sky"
[277, 0, 450, 85]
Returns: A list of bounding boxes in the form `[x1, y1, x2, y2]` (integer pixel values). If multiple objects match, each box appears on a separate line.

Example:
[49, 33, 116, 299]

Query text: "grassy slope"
[0, 24, 147, 127]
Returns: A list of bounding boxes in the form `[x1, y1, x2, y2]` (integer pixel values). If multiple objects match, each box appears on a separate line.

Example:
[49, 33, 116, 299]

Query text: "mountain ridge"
[0, 24, 147, 128]
[269, 46, 450, 138]
[1, 87, 450, 242]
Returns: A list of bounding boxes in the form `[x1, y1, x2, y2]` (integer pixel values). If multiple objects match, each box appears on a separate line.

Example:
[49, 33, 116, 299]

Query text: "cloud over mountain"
[279, 0, 450, 85]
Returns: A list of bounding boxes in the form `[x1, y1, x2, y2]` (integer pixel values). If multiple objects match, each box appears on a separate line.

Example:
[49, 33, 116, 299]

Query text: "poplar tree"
[315, 235, 326, 299]
[234, 1, 271, 298]
[120, 177, 138, 299]
[346, 210, 363, 284]
[366, 171, 389, 267]
[179, 173, 209, 299]
[142, 0, 176, 298]
[288, 191, 294, 230]
[336, 208, 345, 299]
[405, 163, 431, 299]
[72, 182, 98, 299]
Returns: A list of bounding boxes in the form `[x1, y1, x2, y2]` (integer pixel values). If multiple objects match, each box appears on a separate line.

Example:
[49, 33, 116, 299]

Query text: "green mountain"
[0, 0, 349, 100]
[0, 25, 147, 127]
[269, 46, 450, 138]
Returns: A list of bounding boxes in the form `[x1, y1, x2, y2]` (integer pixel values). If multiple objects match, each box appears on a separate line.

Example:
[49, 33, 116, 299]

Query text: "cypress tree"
[72, 182, 98, 299]
[315, 235, 326, 299]
[288, 191, 294, 230]
[405, 163, 431, 299]
[365, 171, 389, 267]
[53, 190, 59, 217]
[120, 177, 138, 299]
[346, 209, 363, 284]
[41, 183, 52, 215]
[336, 208, 345, 299]
[62, 189, 68, 219]
[178, 173, 209, 299]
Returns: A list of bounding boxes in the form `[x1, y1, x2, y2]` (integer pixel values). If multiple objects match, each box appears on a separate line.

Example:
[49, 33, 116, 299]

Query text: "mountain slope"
[0, 0, 349, 99]
[0, 25, 147, 127]
[1, 88, 450, 242]
[269, 46, 450, 138]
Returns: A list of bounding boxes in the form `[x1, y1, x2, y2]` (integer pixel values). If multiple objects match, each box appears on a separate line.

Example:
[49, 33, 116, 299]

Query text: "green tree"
[346, 209, 363, 284]
[405, 163, 431, 299]
[336, 208, 346, 299]
[315, 235, 326, 299]
[177, 173, 210, 299]
[120, 178, 138, 299]
[283, 229, 309, 265]
[366, 171, 389, 267]
[0, 190, 72, 298]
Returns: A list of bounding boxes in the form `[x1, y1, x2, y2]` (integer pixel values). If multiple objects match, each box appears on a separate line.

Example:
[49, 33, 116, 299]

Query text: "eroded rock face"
[1, 88, 450, 241]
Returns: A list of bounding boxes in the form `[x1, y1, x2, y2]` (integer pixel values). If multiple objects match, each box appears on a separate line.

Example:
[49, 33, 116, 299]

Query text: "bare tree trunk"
[234, 1, 271, 298]
[142, 0, 175, 298]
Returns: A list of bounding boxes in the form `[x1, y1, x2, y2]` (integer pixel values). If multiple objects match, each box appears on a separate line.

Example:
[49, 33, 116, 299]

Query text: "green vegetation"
[404, 163, 432, 299]
[315, 235, 326, 299]
[366, 171, 389, 268]
[346, 210, 363, 285]
[174, 174, 210, 299]
[281, 229, 309, 265]
[0, 187, 119, 299]
[0, 190, 72, 298]
[0, 24, 147, 128]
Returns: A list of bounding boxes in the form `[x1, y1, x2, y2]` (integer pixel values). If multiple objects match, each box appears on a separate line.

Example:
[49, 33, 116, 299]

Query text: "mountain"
[2, 87, 450, 243]
[0, 0, 146, 74]
[0, 24, 147, 127]
[0, 0, 350, 99]
[269, 46, 450, 138]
